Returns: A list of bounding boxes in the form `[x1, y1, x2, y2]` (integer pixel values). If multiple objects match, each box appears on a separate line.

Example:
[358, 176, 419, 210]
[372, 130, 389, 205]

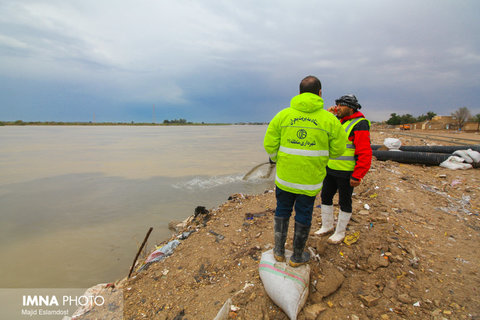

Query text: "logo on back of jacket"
[286, 118, 318, 147]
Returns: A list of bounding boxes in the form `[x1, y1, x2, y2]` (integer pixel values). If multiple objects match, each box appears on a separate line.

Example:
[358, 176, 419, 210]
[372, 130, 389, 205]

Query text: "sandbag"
[453, 150, 473, 163]
[259, 249, 310, 320]
[383, 138, 402, 151]
[439, 156, 473, 170]
[466, 149, 480, 163]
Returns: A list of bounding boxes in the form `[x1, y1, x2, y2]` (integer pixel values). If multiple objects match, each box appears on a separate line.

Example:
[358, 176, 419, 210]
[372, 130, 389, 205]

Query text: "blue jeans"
[275, 187, 316, 226]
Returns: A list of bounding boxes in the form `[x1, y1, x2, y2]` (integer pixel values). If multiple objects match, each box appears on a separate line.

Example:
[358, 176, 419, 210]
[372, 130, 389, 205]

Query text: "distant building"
[417, 115, 479, 131]
[420, 116, 455, 130]
[463, 121, 479, 131]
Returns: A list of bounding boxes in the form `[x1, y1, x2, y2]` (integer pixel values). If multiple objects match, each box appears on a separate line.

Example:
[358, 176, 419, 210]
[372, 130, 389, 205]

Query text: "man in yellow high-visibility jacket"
[264, 75, 346, 267]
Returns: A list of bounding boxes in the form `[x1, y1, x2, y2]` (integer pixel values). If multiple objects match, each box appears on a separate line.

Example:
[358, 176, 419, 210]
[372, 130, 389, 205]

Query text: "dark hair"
[299, 75, 321, 94]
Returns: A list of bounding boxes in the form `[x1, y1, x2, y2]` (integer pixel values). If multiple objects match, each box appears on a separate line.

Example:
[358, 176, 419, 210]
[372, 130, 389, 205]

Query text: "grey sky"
[1, 0, 479, 122]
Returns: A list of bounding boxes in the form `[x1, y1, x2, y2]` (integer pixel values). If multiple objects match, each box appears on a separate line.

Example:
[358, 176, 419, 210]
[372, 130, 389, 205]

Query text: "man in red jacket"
[315, 94, 372, 244]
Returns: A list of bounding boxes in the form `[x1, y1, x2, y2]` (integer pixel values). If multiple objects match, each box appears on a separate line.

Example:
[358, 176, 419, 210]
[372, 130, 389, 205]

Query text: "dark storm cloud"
[0, 0, 479, 122]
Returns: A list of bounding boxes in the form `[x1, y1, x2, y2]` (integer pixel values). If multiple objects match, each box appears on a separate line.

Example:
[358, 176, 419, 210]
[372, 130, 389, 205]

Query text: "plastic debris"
[455, 257, 470, 264]
[70, 283, 111, 319]
[146, 240, 180, 264]
[138, 240, 181, 272]
[177, 230, 195, 240]
[409, 256, 420, 269]
[344, 231, 360, 245]
[450, 179, 463, 187]
[253, 212, 267, 218]
[213, 298, 232, 320]
[234, 282, 254, 296]
[209, 230, 225, 241]
[308, 246, 321, 261]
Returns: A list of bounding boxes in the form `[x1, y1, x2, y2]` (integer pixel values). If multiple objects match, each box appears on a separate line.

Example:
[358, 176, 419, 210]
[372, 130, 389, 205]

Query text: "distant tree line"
[0, 120, 269, 126]
[386, 111, 437, 125]
[0, 119, 200, 126]
[163, 118, 191, 124]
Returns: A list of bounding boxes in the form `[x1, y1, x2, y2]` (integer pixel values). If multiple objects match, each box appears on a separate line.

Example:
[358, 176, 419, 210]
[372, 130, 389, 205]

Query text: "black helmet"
[335, 94, 361, 110]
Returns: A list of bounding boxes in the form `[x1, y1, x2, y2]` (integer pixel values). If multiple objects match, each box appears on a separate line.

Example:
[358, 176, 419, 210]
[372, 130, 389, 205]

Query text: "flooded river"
[0, 125, 274, 288]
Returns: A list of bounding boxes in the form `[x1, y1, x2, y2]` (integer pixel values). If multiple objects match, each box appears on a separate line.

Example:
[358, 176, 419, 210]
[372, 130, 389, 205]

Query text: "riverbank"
[78, 131, 480, 319]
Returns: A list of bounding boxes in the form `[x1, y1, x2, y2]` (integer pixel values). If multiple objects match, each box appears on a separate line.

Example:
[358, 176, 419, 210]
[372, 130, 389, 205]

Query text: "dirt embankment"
[81, 130, 480, 320]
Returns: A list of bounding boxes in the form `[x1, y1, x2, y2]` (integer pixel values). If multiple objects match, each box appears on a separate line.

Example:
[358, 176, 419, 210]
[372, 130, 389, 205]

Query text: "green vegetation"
[163, 118, 190, 124]
[386, 111, 436, 125]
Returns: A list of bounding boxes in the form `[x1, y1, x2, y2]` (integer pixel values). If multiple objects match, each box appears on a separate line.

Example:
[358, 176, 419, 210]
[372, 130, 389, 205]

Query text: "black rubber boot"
[289, 221, 311, 267]
[273, 216, 290, 262]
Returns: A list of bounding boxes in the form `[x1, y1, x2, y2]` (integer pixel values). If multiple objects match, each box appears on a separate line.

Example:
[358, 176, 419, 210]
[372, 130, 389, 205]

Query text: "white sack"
[383, 138, 402, 151]
[452, 150, 473, 163]
[440, 156, 473, 170]
[259, 249, 310, 320]
[466, 149, 480, 163]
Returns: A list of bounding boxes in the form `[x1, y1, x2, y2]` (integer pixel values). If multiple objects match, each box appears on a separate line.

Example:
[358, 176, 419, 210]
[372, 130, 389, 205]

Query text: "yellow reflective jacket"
[328, 117, 371, 171]
[264, 93, 347, 196]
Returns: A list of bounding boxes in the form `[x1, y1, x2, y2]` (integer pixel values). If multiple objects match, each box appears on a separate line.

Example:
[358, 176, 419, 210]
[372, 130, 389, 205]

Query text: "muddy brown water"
[0, 125, 274, 288]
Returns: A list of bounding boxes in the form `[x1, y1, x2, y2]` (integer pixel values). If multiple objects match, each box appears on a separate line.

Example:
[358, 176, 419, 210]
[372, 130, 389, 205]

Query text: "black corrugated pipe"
[371, 145, 480, 153]
[372, 150, 451, 165]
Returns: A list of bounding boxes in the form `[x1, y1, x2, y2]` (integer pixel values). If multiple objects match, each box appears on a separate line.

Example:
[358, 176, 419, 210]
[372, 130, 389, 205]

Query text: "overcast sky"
[1, 0, 479, 123]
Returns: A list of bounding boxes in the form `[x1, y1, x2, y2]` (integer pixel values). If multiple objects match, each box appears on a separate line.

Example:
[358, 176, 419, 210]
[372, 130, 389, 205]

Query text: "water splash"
[173, 171, 271, 190]
[173, 174, 242, 190]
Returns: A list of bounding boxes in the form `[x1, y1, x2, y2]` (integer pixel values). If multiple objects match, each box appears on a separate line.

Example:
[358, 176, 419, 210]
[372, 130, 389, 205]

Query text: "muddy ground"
[79, 130, 480, 320]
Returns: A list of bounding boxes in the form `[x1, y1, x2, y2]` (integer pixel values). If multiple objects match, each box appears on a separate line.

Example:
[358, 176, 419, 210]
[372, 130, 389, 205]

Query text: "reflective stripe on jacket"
[328, 117, 371, 171]
[264, 93, 347, 196]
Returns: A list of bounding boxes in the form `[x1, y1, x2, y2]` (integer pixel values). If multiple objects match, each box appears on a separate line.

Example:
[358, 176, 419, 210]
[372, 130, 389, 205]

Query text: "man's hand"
[327, 106, 337, 114]
[350, 178, 361, 187]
